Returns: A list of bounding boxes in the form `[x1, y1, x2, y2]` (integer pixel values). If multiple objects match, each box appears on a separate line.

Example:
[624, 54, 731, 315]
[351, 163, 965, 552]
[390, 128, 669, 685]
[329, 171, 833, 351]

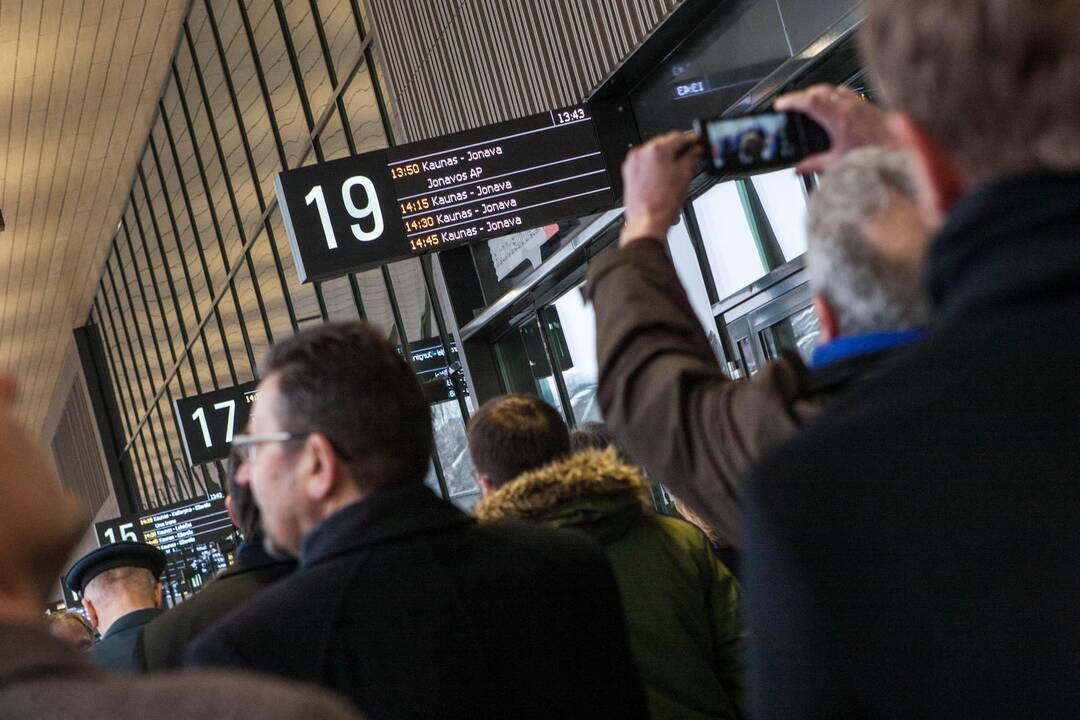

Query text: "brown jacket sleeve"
[585, 240, 815, 548]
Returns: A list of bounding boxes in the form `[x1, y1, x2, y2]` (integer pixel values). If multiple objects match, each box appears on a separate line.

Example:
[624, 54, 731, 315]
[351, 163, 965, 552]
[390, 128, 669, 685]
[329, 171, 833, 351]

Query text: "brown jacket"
[584, 240, 820, 549]
[0, 623, 362, 720]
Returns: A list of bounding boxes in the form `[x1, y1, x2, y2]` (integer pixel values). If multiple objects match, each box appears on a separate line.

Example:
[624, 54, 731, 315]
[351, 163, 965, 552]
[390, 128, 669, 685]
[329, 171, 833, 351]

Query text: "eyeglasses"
[230, 432, 309, 463]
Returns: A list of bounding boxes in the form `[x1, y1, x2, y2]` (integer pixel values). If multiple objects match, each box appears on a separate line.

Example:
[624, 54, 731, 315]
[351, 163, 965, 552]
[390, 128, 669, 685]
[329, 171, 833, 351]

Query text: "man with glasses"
[187, 322, 647, 720]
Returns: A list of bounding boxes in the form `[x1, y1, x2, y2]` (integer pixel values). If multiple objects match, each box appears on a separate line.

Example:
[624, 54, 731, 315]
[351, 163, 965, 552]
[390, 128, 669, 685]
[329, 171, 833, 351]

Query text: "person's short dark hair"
[261, 321, 433, 491]
[467, 394, 570, 488]
[226, 448, 260, 541]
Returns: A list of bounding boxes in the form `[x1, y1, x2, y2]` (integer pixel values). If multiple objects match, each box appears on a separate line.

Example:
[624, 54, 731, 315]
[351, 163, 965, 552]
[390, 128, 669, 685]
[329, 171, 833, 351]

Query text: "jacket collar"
[474, 448, 652, 523]
[104, 607, 164, 638]
[809, 330, 923, 370]
[299, 483, 473, 567]
[0, 623, 94, 686]
[929, 170, 1080, 320]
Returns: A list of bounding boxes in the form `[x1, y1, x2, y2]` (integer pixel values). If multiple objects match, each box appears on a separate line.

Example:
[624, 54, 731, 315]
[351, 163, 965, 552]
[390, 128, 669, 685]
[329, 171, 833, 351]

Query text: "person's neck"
[301, 487, 369, 539]
[95, 599, 154, 635]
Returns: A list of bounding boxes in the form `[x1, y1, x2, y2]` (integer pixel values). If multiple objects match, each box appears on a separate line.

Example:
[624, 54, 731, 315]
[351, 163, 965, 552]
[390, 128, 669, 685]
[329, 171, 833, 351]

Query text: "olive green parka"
[475, 448, 746, 720]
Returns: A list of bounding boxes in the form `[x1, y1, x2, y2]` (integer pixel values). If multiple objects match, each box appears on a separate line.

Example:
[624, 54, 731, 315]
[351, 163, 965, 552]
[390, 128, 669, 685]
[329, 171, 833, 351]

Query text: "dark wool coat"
[138, 543, 296, 671]
[87, 607, 164, 672]
[187, 483, 648, 720]
[476, 448, 746, 720]
[747, 172, 1080, 717]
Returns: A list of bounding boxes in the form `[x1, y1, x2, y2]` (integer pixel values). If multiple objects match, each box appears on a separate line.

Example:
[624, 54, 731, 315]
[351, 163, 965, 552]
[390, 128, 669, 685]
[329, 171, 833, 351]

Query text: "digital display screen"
[94, 493, 238, 607]
[404, 337, 468, 405]
[174, 381, 259, 466]
[703, 112, 799, 172]
[275, 104, 616, 283]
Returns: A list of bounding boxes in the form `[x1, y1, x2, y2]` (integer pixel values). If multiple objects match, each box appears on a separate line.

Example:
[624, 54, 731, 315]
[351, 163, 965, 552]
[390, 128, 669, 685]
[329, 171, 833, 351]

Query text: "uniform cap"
[64, 542, 166, 595]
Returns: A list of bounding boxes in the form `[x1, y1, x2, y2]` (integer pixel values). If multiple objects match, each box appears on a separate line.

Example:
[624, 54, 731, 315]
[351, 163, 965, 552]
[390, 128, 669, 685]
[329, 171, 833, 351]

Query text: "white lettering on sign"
[466, 146, 503, 161]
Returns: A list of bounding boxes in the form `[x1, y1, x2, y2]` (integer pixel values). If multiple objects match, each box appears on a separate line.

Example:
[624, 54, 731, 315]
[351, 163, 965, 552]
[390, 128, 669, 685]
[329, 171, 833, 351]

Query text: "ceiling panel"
[0, 0, 188, 435]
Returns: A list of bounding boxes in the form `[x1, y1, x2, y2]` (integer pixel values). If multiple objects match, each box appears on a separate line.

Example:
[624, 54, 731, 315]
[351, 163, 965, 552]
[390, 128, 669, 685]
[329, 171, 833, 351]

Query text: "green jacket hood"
[474, 448, 653, 543]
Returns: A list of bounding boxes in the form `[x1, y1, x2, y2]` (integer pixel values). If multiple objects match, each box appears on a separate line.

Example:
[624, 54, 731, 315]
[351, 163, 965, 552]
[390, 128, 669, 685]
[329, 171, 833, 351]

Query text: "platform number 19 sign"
[304, 176, 385, 249]
[275, 149, 410, 283]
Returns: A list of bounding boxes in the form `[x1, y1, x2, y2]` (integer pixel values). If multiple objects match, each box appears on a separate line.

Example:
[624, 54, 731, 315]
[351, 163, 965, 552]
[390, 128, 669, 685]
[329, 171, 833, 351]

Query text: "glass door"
[723, 281, 822, 373]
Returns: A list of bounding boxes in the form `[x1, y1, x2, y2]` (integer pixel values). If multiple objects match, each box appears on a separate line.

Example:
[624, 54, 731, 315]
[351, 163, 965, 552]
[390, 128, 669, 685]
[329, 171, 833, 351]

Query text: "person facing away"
[469, 394, 746, 720]
[0, 374, 364, 720]
[138, 449, 297, 670]
[186, 322, 648, 720]
[45, 610, 96, 652]
[64, 541, 167, 671]
[586, 131, 930, 553]
[745, 2, 1080, 717]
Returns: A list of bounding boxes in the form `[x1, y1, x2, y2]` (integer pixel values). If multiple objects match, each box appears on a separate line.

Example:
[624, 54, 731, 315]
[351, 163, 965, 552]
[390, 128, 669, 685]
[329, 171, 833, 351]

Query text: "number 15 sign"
[174, 380, 259, 466]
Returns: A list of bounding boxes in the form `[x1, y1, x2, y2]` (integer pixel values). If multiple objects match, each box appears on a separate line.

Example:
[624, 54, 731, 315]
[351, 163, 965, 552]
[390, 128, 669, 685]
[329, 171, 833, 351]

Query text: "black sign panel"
[275, 104, 616, 282]
[94, 493, 237, 607]
[174, 381, 259, 466]
[404, 337, 469, 405]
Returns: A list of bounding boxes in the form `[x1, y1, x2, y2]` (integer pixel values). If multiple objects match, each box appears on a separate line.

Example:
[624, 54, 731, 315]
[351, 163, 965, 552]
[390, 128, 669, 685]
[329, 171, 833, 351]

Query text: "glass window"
[693, 182, 768, 298]
[694, 170, 809, 300]
[749, 169, 808, 261]
[668, 217, 723, 359]
[493, 318, 569, 421]
[549, 285, 601, 424]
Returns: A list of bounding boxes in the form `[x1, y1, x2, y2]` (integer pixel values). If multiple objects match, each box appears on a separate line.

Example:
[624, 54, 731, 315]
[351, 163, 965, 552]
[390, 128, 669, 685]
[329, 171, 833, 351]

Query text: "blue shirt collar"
[810, 329, 924, 369]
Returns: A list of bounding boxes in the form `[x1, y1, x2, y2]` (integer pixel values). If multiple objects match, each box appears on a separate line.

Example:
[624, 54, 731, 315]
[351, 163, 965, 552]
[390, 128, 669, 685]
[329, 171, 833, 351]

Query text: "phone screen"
[698, 112, 826, 175]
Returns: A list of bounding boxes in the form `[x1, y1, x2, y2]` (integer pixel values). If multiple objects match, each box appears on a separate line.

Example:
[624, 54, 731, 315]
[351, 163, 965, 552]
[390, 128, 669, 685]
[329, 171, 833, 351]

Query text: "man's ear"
[83, 597, 99, 630]
[153, 582, 163, 609]
[225, 495, 239, 529]
[813, 294, 840, 344]
[477, 475, 495, 497]
[887, 112, 966, 231]
[302, 433, 340, 502]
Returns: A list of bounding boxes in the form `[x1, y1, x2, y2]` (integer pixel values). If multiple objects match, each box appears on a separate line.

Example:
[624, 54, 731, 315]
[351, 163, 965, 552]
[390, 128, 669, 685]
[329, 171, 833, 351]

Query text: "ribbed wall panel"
[367, 0, 682, 142]
[51, 382, 111, 519]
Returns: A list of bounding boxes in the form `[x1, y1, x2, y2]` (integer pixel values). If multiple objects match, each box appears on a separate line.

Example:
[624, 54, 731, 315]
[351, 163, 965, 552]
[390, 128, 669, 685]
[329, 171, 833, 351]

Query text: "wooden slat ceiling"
[0, 0, 188, 435]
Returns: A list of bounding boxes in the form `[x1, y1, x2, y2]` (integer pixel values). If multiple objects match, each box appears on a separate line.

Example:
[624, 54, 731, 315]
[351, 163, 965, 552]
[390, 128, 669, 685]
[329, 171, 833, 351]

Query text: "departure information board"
[276, 104, 616, 283]
[405, 337, 468, 405]
[94, 493, 238, 606]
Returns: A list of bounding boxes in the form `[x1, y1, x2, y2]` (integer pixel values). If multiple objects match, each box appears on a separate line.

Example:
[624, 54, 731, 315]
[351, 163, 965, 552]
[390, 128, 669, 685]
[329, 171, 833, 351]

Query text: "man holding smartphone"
[584, 86, 926, 562]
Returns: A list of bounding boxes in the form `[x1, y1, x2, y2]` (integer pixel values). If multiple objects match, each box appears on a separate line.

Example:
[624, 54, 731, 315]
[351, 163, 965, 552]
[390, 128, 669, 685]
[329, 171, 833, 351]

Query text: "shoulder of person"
[475, 516, 606, 554]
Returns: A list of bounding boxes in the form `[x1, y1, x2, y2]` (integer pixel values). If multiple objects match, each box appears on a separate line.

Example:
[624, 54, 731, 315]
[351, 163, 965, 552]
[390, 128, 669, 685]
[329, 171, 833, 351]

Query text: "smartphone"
[693, 111, 830, 176]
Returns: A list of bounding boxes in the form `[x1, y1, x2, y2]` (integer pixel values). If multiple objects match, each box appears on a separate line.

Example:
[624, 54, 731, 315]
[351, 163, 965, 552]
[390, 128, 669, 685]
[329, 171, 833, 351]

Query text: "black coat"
[746, 171, 1080, 718]
[88, 607, 164, 671]
[138, 543, 295, 670]
[188, 483, 648, 720]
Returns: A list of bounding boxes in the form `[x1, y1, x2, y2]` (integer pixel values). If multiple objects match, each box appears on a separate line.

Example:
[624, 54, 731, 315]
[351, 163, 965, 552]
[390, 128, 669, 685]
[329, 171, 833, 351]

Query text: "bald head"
[0, 390, 87, 622]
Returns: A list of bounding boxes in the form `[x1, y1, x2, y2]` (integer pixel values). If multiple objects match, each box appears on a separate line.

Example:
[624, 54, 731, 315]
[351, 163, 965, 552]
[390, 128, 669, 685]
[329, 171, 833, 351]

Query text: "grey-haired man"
[586, 89, 929, 556]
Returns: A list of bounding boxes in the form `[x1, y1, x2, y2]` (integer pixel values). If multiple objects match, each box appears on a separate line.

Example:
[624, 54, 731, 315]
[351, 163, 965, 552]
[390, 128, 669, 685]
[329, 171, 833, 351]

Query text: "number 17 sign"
[174, 380, 259, 466]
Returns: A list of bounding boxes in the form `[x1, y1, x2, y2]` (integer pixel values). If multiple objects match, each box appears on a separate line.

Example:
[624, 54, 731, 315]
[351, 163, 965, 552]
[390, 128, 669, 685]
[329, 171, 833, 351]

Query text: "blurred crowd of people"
[4, 1, 1079, 718]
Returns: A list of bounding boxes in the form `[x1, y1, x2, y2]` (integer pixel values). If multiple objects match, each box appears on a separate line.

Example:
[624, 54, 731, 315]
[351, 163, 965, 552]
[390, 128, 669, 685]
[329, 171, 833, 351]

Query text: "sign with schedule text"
[275, 104, 616, 282]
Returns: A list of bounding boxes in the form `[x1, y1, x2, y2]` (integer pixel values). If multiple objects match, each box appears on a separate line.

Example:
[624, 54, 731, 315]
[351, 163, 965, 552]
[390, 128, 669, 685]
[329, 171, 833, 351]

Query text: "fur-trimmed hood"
[474, 448, 653, 542]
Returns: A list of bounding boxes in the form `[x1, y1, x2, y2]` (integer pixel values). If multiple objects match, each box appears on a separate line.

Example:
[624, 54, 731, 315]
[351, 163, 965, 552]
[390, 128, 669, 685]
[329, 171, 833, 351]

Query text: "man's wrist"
[619, 216, 671, 247]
